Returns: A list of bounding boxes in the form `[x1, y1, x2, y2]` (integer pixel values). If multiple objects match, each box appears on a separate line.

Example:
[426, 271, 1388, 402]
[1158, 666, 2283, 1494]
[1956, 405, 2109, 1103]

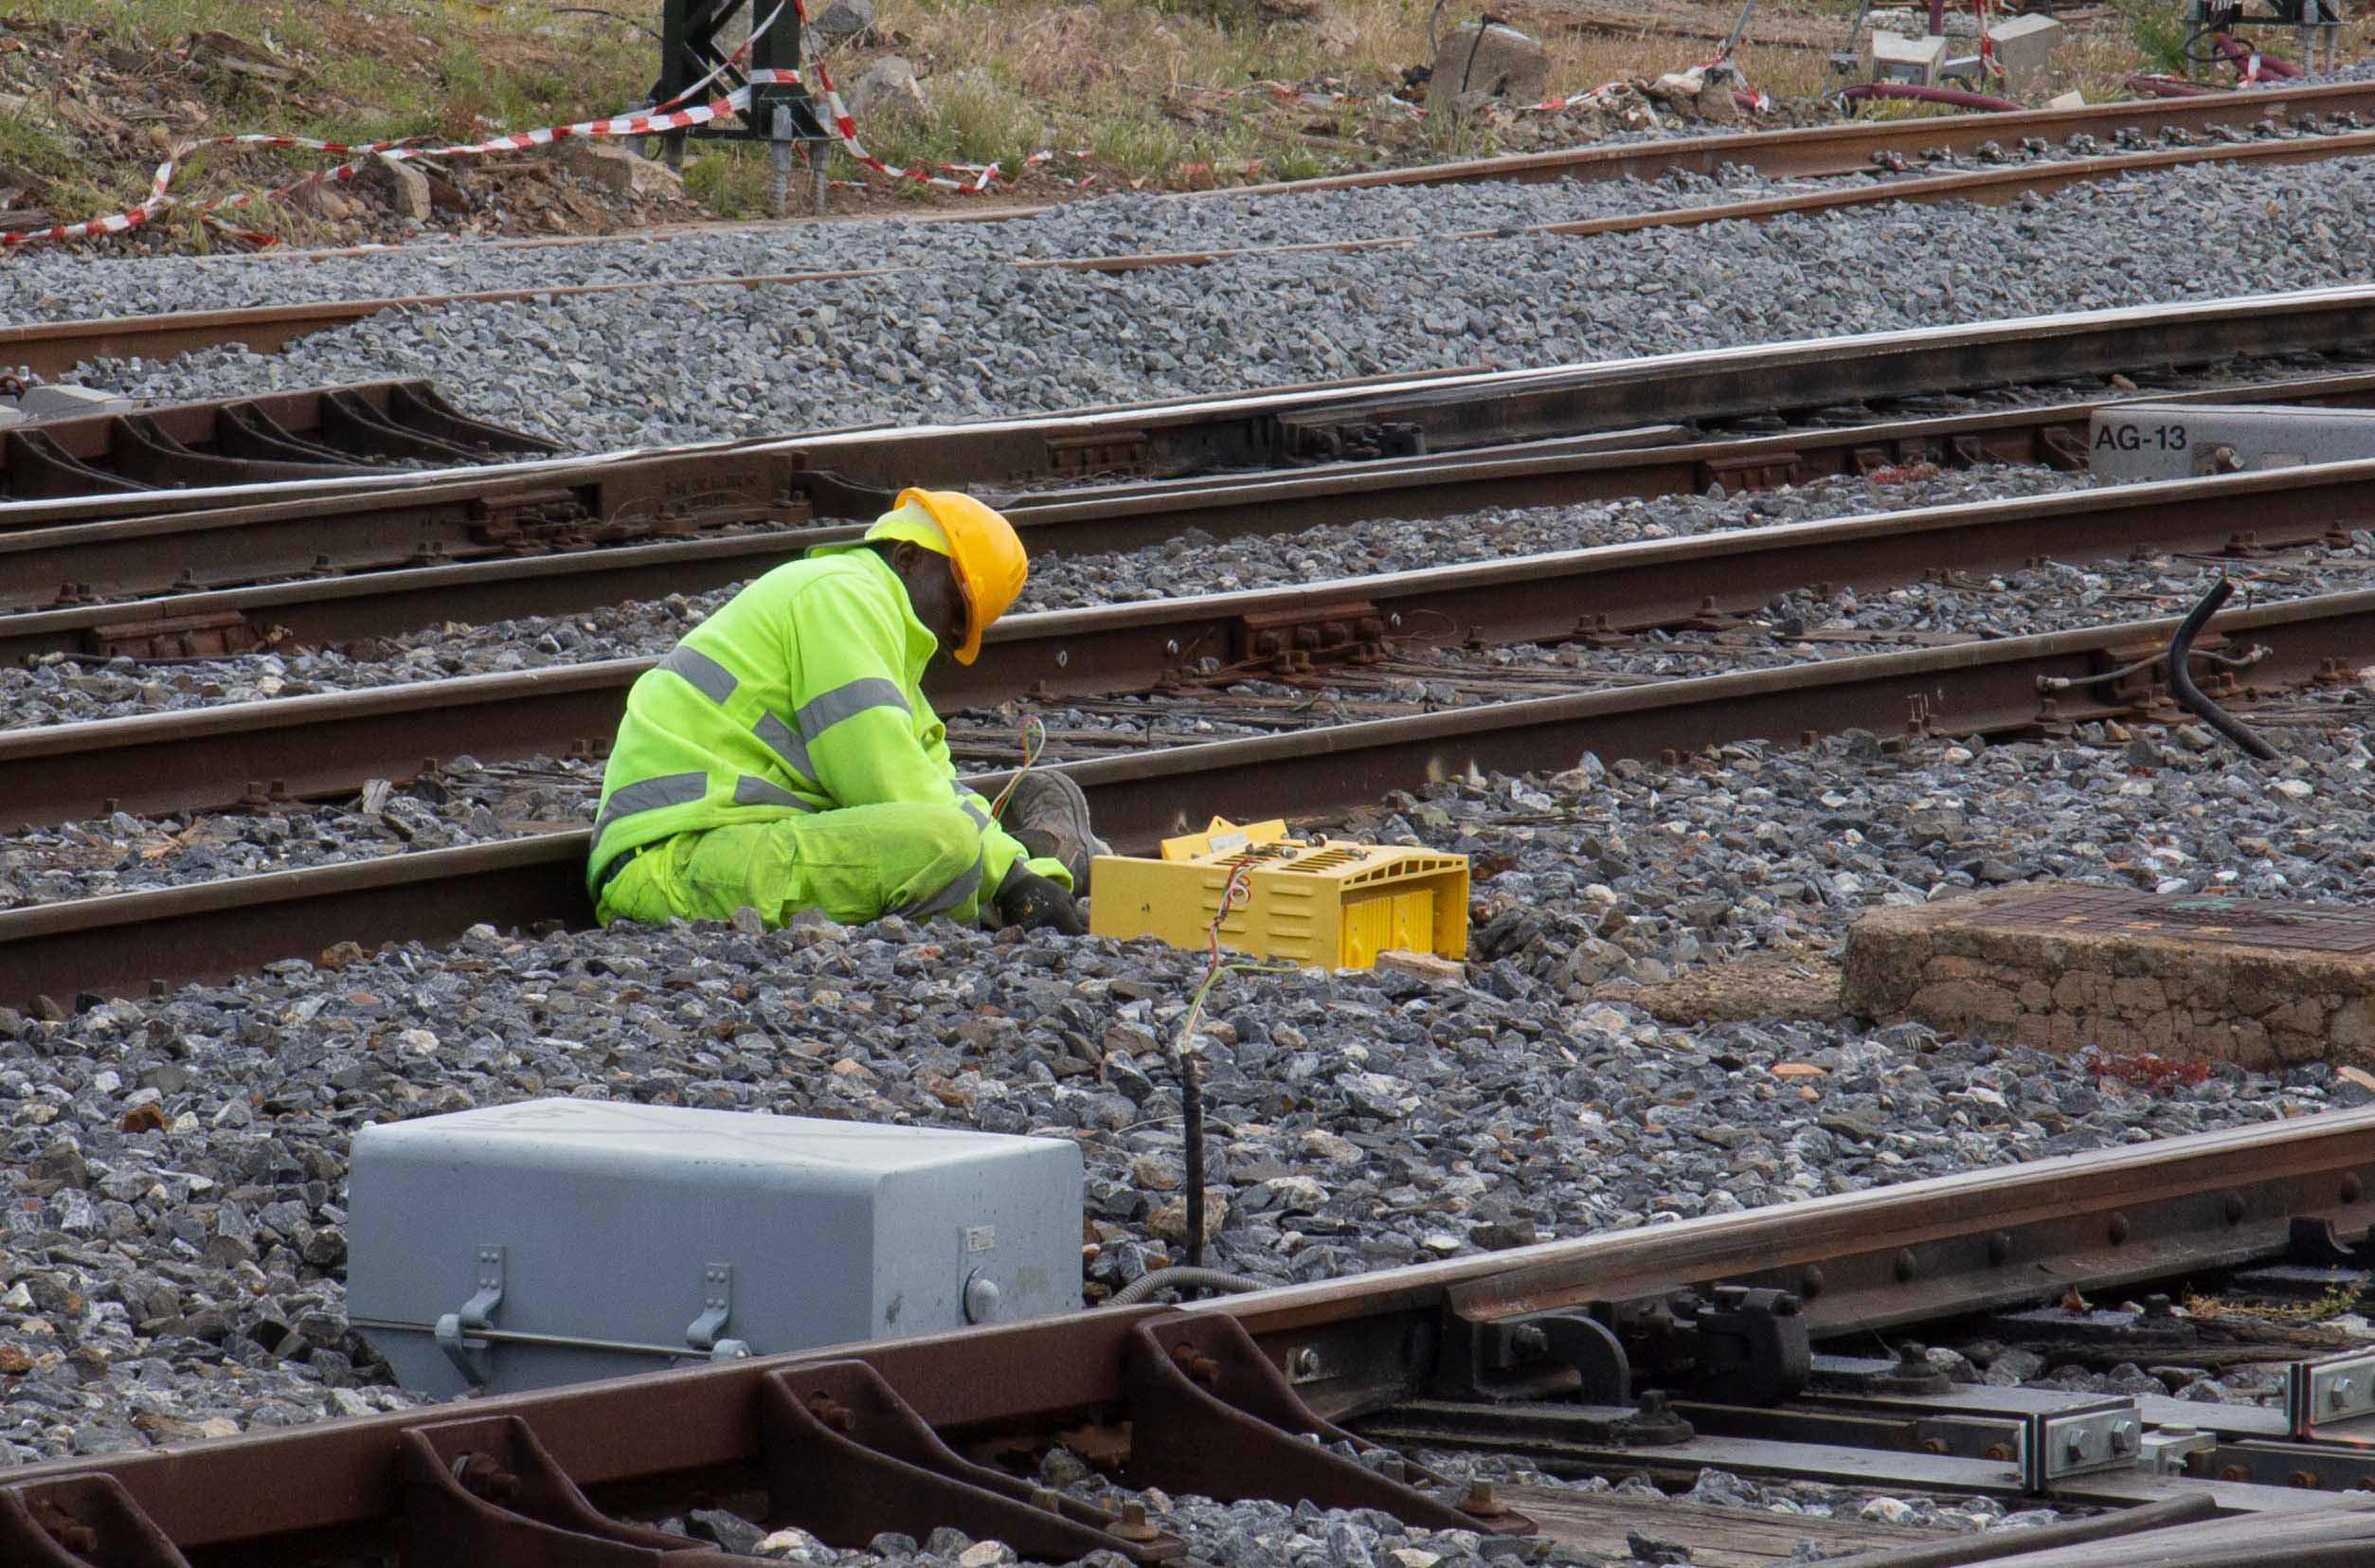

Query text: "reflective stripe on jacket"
[586, 547, 1044, 905]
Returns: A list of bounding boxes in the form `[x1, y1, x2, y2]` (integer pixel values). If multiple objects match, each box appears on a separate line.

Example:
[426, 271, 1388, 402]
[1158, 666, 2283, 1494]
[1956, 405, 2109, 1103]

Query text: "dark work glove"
[996, 868, 1086, 934]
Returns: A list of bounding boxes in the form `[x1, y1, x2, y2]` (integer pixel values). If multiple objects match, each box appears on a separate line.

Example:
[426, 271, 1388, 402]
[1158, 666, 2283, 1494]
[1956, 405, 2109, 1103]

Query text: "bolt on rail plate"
[2288, 1348, 2375, 1438]
[2021, 1397, 2141, 1491]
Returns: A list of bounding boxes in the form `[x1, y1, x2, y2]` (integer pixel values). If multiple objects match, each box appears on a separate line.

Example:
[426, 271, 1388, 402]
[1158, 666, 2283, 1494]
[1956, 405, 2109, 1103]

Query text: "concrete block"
[19, 384, 134, 421]
[842, 55, 930, 120]
[371, 153, 431, 223]
[2049, 88, 2088, 109]
[1841, 881, 2375, 1070]
[1432, 23, 1549, 109]
[554, 138, 685, 200]
[1988, 12, 2066, 95]
[2090, 402, 2375, 480]
[1868, 30, 1949, 85]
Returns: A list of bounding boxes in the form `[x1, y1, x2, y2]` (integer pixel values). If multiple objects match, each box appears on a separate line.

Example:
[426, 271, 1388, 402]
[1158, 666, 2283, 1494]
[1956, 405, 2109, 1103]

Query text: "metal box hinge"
[2020, 1397, 2140, 1492]
[0, 1473, 191, 1568]
[2288, 1347, 2375, 1439]
[1125, 1312, 1538, 1537]
[759, 1361, 1189, 1562]
[433, 1245, 505, 1386]
[685, 1262, 750, 1361]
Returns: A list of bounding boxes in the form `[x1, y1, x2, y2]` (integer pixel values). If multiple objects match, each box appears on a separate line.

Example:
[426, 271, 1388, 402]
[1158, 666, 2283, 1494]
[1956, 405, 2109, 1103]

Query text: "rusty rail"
[1221, 78, 2375, 193]
[8, 448, 2372, 829]
[5, 577, 2374, 1005]
[14, 288, 2375, 620]
[9, 364, 2375, 642]
[3, 1102, 2373, 1561]
[0, 380, 558, 501]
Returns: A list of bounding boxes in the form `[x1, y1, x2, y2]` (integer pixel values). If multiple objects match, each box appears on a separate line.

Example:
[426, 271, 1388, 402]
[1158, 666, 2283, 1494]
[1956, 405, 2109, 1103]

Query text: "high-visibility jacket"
[585, 545, 1054, 910]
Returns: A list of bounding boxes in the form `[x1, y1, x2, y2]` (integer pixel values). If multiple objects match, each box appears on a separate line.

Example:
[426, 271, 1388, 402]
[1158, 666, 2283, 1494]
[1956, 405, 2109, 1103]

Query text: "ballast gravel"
[48, 155, 2375, 452]
[3, 113, 2365, 331]
[625, 1458, 2066, 1565]
[6, 703, 2371, 1469]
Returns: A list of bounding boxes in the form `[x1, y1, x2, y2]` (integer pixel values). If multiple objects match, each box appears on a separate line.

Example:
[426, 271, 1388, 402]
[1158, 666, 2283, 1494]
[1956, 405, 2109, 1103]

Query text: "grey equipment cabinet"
[348, 1099, 1083, 1396]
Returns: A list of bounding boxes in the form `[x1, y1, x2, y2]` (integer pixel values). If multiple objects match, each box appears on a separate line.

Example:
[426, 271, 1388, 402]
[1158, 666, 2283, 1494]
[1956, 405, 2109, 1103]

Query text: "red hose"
[2127, 73, 2216, 97]
[1839, 81, 2024, 113]
[2213, 31, 2303, 78]
[1734, 88, 1762, 112]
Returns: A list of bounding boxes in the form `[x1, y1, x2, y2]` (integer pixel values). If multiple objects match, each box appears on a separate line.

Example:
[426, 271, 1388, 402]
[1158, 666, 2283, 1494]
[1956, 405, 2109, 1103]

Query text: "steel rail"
[5, 578, 2375, 1006]
[9, 448, 2373, 831]
[0, 360, 1505, 532]
[13, 282, 2375, 558]
[13, 365, 2375, 633]
[3, 1103, 2371, 1557]
[0, 448, 821, 618]
[1224, 78, 2375, 193]
[24, 123, 2375, 387]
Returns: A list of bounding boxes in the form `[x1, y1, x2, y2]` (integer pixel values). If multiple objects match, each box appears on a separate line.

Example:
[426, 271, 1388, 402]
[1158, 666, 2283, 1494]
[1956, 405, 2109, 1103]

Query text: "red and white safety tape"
[1973, 0, 2006, 81]
[1, 0, 994, 249]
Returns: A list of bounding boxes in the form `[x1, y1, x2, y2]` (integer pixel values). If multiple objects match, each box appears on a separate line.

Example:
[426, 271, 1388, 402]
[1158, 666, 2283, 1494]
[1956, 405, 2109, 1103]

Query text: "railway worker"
[585, 489, 1103, 935]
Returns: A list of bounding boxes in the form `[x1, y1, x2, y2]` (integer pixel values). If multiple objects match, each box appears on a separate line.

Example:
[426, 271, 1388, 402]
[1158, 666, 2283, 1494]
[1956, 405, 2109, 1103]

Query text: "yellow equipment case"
[1087, 818, 1468, 968]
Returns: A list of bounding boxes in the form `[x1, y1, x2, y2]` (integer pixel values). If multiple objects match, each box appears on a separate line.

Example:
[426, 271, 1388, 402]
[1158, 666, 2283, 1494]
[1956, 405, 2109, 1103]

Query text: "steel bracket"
[758, 1361, 1188, 1562]
[2288, 1347, 2375, 1438]
[2040, 425, 2092, 471]
[2137, 1424, 2218, 1476]
[1432, 1303, 1632, 1405]
[0, 1474, 191, 1568]
[1125, 1312, 1537, 1537]
[1698, 452, 1802, 493]
[81, 609, 262, 661]
[2021, 1397, 2139, 1491]
[1044, 430, 1152, 477]
[1609, 1285, 1812, 1408]
[685, 1262, 733, 1353]
[397, 1413, 712, 1566]
[1233, 599, 1386, 672]
[2288, 1216, 2375, 1269]
[433, 1244, 505, 1387]
[1289, 421, 1426, 463]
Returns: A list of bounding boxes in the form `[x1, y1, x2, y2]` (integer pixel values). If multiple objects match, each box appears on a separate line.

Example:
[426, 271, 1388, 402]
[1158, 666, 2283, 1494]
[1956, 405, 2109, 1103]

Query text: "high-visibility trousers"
[594, 801, 992, 929]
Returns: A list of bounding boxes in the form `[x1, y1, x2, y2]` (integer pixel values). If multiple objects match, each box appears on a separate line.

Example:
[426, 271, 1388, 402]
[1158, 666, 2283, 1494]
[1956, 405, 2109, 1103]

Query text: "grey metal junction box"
[348, 1100, 1082, 1397]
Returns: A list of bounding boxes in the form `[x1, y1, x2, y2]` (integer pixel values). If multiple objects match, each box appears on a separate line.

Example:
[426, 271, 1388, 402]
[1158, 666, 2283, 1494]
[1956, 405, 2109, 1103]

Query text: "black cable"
[2168, 576, 2280, 761]
[1179, 1034, 1206, 1284]
[1461, 18, 1489, 97]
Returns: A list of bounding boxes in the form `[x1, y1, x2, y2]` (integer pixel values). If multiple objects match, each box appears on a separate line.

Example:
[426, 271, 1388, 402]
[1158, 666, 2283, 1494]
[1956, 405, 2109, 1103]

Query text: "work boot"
[1004, 770, 1109, 895]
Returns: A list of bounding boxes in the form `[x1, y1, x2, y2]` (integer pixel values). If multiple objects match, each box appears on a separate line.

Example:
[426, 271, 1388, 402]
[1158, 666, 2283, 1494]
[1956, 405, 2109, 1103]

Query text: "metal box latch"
[434, 1245, 506, 1386]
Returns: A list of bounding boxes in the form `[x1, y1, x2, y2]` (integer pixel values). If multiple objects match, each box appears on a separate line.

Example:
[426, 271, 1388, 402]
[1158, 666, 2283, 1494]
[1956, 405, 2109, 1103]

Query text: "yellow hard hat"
[871, 488, 1026, 666]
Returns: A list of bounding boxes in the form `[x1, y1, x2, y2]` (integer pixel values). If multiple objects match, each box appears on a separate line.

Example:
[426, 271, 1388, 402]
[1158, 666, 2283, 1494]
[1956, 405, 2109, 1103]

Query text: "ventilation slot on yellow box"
[1089, 818, 1467, 968]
